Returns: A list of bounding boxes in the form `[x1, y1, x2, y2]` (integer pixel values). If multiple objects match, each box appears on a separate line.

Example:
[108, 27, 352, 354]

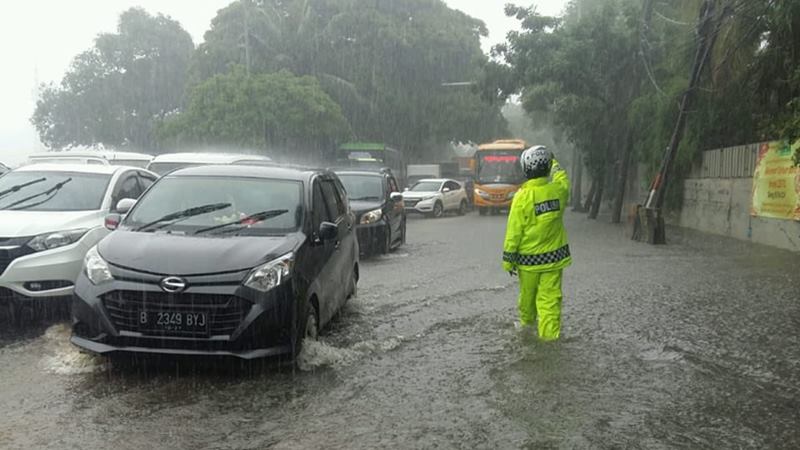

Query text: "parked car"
[0, 164, 157, 318]
[335, 168, 406, 255]
[146, 152, 272, 176]
[27, 151, 153, 168]
[402, 178, 468, 218]
[71, 165, 359, 360]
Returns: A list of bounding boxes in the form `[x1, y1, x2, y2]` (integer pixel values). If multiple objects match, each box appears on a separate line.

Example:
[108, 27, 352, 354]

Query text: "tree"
[192, 0, 507, 159]
[31, 8, 194, 150]
[495, 1, 642, 220]
[158, 67, 350, 159]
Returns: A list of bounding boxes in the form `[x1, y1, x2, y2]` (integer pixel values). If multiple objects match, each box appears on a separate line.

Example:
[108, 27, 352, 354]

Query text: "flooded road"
[1, 212, 799, 449]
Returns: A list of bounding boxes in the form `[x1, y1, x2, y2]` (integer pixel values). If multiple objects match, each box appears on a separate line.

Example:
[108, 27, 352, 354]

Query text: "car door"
[320, 177, 354, 314]
[443, 181, 457, 210]
[310, 178, 339, 324]
[386, 175, 403, 242]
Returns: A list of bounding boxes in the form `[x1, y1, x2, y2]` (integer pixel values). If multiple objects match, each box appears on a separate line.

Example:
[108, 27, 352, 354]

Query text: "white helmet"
[520, 145, 551, 179]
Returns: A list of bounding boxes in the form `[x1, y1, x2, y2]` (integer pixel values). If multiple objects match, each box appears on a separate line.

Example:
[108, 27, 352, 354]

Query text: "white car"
[0, 164, 156, 315]
[27, 150, 153, 168]
[402, 178, 469, 218]
[146, 152, 273, 176]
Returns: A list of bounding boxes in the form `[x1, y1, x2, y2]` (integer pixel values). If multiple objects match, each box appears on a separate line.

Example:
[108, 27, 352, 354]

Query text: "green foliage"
[158, 67, 350, 155]
[31, 8, 194, 150]
[193, 0, 507, 158]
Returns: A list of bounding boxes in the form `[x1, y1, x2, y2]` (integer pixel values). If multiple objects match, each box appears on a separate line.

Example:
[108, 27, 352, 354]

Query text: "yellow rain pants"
[517, 269, 563, 341]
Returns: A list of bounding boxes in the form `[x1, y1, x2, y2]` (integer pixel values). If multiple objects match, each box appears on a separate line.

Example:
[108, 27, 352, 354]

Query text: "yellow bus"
[473, 139, 528, 215]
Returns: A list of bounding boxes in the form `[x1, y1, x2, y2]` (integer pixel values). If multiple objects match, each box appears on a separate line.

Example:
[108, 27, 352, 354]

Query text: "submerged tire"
[458, 200, 467, 216]
[432, 202, 444, 218]
[292, 298, 319, 358]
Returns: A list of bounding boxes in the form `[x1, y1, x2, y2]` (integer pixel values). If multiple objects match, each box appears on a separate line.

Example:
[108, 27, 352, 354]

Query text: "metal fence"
[688, 143, 762, 179]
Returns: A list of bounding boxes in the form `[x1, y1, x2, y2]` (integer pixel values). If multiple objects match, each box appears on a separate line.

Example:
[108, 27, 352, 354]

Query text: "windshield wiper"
[1, 178, 72, 211]
[134, 203, 232, 232]
[193, 209, 289, 235]
[0, 177, 47, 201]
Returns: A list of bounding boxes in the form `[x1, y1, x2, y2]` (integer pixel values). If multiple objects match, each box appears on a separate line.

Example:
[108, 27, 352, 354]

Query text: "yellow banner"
[751, 141, 800, 221]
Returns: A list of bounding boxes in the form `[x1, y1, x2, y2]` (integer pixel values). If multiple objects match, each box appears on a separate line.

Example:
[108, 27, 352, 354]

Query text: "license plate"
[137, 310, 208, 334]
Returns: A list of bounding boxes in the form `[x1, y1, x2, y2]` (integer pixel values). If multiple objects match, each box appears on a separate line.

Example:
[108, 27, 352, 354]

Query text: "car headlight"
[28, 228, 89, 252]
[360, 208, 383, 225]
[475, 189, 490, 199]
[84, 246, 113, 285]
[506, 191, 517, 199]
[421, 196, 437, 202]
[244, 253, 294, 293]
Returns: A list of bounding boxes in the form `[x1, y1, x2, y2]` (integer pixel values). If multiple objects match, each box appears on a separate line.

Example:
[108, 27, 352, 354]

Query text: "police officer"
[502, 146, 571, 341]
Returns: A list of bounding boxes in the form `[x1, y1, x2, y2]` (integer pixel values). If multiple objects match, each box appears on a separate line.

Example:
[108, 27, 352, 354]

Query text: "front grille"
[102, 291, 252, 338]
[405, 200, 419, 207]
[0, 237, 35, 276]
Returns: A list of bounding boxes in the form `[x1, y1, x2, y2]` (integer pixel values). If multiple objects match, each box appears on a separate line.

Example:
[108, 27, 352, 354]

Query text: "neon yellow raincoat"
[502, 159, 571, 340]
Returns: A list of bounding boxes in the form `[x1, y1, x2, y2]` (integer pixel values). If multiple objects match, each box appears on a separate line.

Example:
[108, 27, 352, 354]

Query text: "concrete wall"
[680, 177, 800, 251]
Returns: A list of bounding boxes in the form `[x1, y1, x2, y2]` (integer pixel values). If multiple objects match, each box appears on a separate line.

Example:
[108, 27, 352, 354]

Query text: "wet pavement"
[1, 211, 799, 449]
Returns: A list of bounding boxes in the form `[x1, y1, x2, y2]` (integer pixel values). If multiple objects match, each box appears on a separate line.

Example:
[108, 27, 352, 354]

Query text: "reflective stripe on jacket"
[502, 160, 572, 273]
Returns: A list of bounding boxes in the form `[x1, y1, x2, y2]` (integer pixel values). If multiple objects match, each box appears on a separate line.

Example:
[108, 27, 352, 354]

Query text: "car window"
[313, 179, 332, 227]
[446, 181, 460, 191]
[337, 174, 384, 202]
[388, 176, 399, 193]
[138, 172, 156, 191]
[125, 176, 303, 235]
[409, 181, 442, 192]
[112, 173, 144, 207]
[0, 171, 111, 211]
[321, 179, 345, 218]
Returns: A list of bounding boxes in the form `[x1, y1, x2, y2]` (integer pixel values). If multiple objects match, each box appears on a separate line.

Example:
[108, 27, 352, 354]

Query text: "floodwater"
[1, 212, 799, 449]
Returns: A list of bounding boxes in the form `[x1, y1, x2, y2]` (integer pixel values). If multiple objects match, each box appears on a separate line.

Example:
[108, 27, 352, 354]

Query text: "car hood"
[402, 191, 438, 199]
[0, 210, 103, 237]
[98, 230, 303, 276]
[350, 200, 384, 215]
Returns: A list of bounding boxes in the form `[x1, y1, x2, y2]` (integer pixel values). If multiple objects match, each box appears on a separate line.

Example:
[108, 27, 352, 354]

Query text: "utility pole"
[637, 0, 720, 244]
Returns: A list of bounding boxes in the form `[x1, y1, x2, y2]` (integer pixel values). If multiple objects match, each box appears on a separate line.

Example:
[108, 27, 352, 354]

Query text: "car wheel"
[432, 201, 444, 218]
[479, 207, 488, 216]
[347, 266, 358, 300]
[6, 299, 22, 326]
[292, 298, 319, 357]
[458, 200, 467, 216]
[381, 226, 392, 254]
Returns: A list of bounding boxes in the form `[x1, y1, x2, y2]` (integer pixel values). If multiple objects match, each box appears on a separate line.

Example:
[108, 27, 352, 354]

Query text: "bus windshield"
[477, 152, 525, 185]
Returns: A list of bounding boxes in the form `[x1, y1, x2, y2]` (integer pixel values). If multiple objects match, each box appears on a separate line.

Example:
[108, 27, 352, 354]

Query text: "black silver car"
[70, 165, 358, 359]
[335, 169, 406, 255]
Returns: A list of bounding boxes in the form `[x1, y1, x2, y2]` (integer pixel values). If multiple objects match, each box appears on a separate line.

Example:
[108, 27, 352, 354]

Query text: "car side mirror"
[319, 222, 338, 241]
[390, 192, 404, 202]
[105, 213, 122, 231]
[442, 187, 451, 193]
[115, 198, 137, 214]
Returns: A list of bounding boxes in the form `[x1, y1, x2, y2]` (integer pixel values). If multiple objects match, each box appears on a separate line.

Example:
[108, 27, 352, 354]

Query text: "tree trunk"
[611, 132, 633, 224]
[589, 170, 605, 220]
[583, 178, 598, 212]
[571, 153, 585, 211]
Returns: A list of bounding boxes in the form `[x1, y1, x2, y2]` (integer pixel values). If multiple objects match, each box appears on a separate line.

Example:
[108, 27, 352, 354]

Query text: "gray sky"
[0, 0, 569, 164]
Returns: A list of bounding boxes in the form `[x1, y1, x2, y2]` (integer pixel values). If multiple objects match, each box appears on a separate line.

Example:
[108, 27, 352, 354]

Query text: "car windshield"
[124, 176, 303, 235]
[337, 174, 384, 201]
[477, 153, 525, 185]
[409, 181, 441, 192]
[0, 171, 110, 211]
